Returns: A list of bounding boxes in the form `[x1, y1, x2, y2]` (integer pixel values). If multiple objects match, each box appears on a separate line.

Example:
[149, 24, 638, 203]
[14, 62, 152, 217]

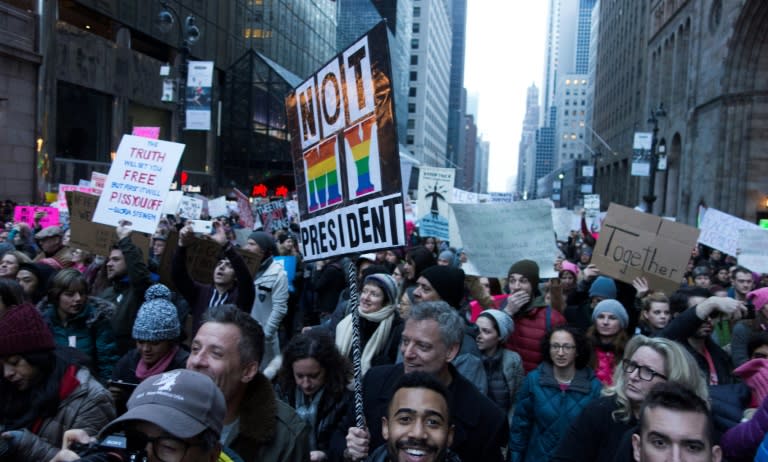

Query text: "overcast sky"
[464, 2, 549, 192]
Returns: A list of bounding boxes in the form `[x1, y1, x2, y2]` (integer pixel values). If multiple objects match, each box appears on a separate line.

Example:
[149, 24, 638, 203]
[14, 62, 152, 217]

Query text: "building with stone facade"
[0, 0, 337, 203]
[593, 0, 768, 224]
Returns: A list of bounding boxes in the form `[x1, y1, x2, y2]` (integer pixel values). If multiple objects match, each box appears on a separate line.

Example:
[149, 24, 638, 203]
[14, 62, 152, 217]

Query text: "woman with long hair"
[275, 330, 353, 462]
[550, 335, 709, 462]
[586, 299, 629, 385]
[0, 277, 25, 317]
[39, 268, 120, 382]
[509, 326, 602, 462]
[0, 304, 115, 460]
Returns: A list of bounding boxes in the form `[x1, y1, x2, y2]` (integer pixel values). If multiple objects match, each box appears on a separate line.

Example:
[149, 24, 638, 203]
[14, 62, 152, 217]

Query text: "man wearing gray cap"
[50, 369, 235, 462]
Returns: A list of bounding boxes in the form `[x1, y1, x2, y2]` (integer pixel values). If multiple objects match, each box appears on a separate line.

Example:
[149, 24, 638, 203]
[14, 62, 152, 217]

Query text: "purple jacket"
[720, 395, 768, 461]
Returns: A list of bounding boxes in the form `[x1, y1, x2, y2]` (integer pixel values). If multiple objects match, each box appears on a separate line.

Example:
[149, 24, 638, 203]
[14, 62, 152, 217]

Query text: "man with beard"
[335, 301, 507, 462]
[366, 372, 460, 462]
[657, 287, 744, 385]
[186, 304, 309, 461]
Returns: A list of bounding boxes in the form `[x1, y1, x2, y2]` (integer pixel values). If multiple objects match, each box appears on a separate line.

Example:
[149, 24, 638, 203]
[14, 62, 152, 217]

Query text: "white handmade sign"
[449, 200, 558, 278]
[698, 207, 759, 255]
[92, 135, 184, 233]
[178, 196, 203, 220]
[737, 229, 768, 274]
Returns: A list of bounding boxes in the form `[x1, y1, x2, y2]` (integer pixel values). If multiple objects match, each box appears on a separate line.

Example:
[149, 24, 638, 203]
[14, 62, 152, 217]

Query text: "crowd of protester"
[0, 200, 764, 462]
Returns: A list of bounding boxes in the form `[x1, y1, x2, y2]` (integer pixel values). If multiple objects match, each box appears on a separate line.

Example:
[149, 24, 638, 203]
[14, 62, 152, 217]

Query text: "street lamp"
[158, 1, 201, 141]
[643, 103, 666, 214]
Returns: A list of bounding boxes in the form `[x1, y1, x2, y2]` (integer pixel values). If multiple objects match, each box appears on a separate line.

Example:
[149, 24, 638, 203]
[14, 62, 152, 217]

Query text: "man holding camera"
[50, 369, 236, 462]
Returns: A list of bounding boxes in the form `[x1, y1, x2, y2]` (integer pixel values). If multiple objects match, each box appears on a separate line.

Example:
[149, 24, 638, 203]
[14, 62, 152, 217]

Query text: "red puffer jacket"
[505, 298, 566, 372]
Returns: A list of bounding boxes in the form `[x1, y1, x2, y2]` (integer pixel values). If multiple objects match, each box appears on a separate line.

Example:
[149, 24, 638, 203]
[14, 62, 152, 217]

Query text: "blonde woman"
[550, 335, 709, 462]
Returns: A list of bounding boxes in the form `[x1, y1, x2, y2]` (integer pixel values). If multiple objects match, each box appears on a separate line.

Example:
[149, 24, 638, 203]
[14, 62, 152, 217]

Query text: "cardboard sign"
[417, 167, 455, 240]
[448, 200, 559, 278]
[255, 199, 289, 233]
[93, 135, 184, 233]
[698, 207, 759, 256]
[66, 191, 150, 257]
[737, 229, 768, 274]
[592, 203, 700, 295]
[58, 184, 96, 211]
[285, 22, 405, 261]
[172, 236, 260, 285]
[233, 188, 255, 229]
[178, 196, 203, 220]
[14, 206, 60, 228]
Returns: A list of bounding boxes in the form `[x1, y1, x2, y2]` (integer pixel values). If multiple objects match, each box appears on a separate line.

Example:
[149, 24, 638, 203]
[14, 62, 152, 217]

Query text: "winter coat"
[110, 347, 190, 413]
[229, 373, 310, 462]
[34, 244, 75, 268]
[505, 299, 566, 372]
[13, 367, 116, 461]
[549, 395, 636, 462]
[250, 257, 289, 369]
[97, 236, 152, 354]
[721, 395, 768, 461]
[275, 384, 353, 455]
[172, 243, 255, 334]
[480, 348, 524, 425]
[330, 363, 508, 462]
[41, 296, 120, 383]
[709, 383, 752, 438]
[508, 363, 602, 462]
[656, 306, 736, 385]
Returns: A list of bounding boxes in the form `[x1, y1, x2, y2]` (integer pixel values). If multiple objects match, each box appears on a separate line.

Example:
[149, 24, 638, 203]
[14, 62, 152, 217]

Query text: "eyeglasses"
[126, 431, 204, 462]
[550, 343, 576, 352]
[622, 359, 668, 381]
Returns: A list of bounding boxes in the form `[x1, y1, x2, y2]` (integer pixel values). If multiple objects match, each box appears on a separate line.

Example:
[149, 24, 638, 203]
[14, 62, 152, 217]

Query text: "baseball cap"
[101, 369, 225, 439]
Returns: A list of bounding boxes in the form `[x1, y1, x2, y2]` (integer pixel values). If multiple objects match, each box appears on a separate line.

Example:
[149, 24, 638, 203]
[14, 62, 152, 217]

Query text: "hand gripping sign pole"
[345, 260, 366, 428]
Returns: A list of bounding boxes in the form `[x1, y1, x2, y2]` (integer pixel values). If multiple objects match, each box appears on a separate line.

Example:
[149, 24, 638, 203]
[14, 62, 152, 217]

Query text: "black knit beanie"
[507, 259, 540, 290]
[248, 231, 277, 258]
[406, 246, 437, 280]
[420, 265, 465, 308]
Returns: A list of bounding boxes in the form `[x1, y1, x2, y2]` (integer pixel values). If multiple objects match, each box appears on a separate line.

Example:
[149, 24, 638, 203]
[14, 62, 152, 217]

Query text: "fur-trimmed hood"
[238, 373, 279, 444]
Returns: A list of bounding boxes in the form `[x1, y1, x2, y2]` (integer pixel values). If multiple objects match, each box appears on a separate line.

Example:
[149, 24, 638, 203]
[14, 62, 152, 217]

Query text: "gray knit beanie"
[479, 309, 515, 342]
[363, 273, 398, 306]
[132, 284, 180, 341]
[592, 299, 629, 329]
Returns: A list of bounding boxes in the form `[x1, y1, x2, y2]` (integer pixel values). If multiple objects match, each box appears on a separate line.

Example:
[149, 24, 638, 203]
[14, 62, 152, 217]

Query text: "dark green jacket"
[41, 296, 120, 383]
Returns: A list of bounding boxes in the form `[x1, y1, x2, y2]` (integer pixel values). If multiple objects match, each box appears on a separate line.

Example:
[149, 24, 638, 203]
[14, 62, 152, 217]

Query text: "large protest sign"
[255, 199, 290, 233]
[417, 167, 455, 241]
[67, 191, 150, 257]
[158, 231, 261, 287]
[207, 196, 229, 218]
[285, 22, 405, 261]
[698, 207, 760, 256]
[233, 189, 255, 229]
[737, 229, 768, 274]
[92, 135, 184, 233]
[14, 206, 60, 228]
[448, 200, 559, 278]
[592, 203, 699, 295]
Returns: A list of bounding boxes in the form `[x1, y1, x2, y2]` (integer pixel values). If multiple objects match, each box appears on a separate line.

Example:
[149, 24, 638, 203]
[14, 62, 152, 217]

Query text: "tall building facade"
[592, 0, 768, 223]
[517, 84, 540, 197]
[446, 0, 467, 174]
[336, 0, 413, 145]
[460, 114, 477, 191]
[406, 0, 452, 166]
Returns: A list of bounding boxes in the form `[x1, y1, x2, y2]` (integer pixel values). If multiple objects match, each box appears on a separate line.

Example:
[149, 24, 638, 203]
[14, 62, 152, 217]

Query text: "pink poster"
[14, 206, 60, 228]
[131, 126, 161, 140]
[58, 185, 97, 211]
[234, 188, 255, 230]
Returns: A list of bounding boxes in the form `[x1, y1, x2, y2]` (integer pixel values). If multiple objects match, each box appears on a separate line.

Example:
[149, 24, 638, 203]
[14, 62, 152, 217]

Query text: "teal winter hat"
[592, 299, 629, 328]
[589, 276, 617, 299]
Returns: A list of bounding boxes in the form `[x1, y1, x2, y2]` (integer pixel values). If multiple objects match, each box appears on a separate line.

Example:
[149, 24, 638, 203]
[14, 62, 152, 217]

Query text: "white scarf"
[336, 303, 397, 375]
